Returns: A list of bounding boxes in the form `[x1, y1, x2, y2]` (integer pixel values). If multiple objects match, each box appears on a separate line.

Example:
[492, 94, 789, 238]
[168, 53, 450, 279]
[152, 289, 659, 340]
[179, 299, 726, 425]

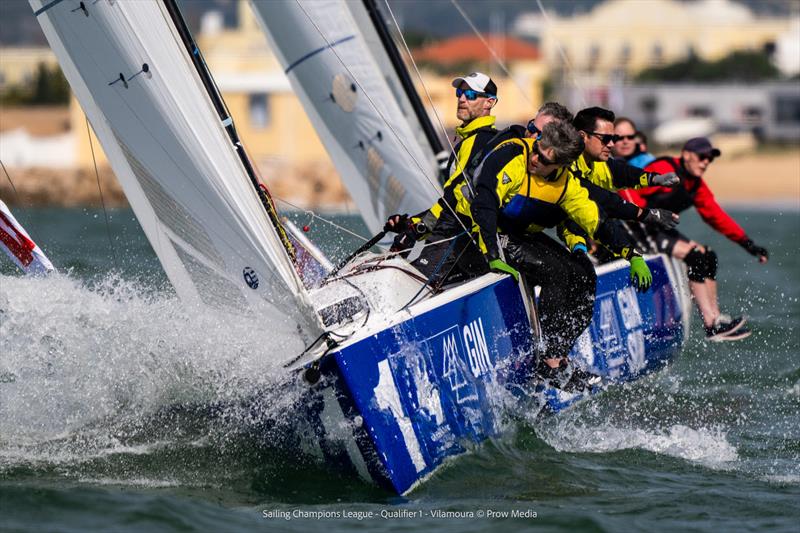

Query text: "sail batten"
[31, 0, 322, 354]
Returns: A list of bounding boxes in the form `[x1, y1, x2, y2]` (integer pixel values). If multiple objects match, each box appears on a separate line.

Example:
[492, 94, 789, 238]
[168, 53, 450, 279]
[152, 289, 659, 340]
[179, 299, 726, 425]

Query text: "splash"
[538, 421, 738, 467]
[0, 273, 304, 464]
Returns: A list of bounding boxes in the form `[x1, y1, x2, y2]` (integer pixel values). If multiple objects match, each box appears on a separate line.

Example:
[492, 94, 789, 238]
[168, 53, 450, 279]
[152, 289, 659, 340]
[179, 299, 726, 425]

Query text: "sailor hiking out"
[469, 121, 652, 387]
[385, 72, 498, 252]
[612, 116, 656, 168]
[623, 137, 770, 341]
[563, 107, 683, 259]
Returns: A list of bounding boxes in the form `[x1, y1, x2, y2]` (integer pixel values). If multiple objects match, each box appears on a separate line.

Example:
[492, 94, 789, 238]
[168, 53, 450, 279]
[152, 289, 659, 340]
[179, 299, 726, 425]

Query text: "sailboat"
[1, 199, 56, 275]
[30, 0, 690, 495]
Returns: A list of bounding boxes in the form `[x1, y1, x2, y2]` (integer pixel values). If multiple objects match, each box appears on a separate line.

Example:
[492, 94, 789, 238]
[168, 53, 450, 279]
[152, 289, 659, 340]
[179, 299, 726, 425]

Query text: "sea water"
[1, 206, 798, 532]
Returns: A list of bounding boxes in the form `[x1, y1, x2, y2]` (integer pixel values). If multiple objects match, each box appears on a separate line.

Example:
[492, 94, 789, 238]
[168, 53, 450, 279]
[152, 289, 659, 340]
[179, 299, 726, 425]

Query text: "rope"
[274, 196, 370, 243]
[534, 0, 587, 107]
[401, 234, 461, 310]
[85, 116, 119, 270]
[449, 0, 533, 107]
[0, 160, 20, 201]
[292, 0, 474, 241]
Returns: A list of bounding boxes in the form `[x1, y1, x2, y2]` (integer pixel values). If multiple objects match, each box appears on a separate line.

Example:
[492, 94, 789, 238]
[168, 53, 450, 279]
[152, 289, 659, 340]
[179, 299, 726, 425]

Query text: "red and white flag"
[0, 199, 55, 275]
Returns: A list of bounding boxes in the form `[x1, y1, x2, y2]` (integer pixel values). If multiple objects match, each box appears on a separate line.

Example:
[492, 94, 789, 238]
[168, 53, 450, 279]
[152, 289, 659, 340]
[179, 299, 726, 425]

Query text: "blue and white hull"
[297, 253, 688, 494]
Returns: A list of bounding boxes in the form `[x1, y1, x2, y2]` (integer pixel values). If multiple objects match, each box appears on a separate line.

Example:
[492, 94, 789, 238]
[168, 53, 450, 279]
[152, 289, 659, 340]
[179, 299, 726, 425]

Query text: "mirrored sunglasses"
[455, 88, 494, 101]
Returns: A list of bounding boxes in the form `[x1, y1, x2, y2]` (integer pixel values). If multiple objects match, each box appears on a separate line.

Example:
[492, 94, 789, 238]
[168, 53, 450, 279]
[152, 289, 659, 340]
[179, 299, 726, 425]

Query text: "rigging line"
[292, 1, 439, 189]
[0, 160, 20, 200]
[292, 1, 471, 241]
[534, 0, 587, 107]
[400, 233, 461, 310]
[449, 0, 533, 107]
[85, 116, 119, 270]
[380, 0, 476, 234]
[380, 0, 458, 168]
[273, 197, 369, 243]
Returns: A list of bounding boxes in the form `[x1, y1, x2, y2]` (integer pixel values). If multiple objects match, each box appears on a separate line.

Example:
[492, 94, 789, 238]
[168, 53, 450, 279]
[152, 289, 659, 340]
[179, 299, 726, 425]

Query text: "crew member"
[560, 108, 681, 242]
[470, 121, 651, 386]
[624, 137, 769, 340]
[385, 72, 498, 250]
[612, 116, 655, 168]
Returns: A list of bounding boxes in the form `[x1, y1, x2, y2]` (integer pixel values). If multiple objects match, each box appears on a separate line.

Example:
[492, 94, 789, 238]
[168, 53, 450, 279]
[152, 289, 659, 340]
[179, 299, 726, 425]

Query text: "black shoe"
[562, 366, 603, 393]
[534, 358, 568, 383]
[535, 359, 601, 392]
[705, 316, 750, 341]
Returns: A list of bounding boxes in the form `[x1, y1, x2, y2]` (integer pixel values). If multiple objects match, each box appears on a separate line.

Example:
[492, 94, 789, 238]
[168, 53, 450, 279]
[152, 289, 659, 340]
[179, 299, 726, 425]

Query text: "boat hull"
[301, 254, 685, 494]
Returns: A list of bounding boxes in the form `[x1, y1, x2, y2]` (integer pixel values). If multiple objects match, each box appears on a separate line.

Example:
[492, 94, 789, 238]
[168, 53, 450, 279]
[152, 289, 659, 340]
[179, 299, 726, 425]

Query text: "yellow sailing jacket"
[570, 153, 651, 191]
[469, 137, 600, 258]
[422, 115, 497, 226]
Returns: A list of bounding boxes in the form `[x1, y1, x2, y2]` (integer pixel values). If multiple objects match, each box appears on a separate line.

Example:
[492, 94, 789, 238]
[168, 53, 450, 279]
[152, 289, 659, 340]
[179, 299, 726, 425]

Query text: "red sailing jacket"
[621, 157, 747, 244]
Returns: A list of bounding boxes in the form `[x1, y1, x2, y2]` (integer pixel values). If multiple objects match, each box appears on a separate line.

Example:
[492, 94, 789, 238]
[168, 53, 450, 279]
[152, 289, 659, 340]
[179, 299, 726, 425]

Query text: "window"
[619, 42, 631, 64]
[651, 43, 664, 65]
[687, 106, 713, 118]
[249, 93, 270, 129]
[588, 44, 600, 64]
[774, 96, 800, 125]
[742, 106, 763, 124]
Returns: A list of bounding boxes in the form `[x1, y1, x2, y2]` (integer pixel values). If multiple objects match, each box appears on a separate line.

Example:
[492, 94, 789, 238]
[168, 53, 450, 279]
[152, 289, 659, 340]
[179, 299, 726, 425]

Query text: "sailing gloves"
[629, 256, 652, 292]
[489, 258, 520, 282]
[639, 207, 680, 230]
[740, 238, 769, 262]
[571, 243, 593, 269]
[649, 172, 680, 187]
[384, 214, 409, 233]
[385, 214, 427, 253]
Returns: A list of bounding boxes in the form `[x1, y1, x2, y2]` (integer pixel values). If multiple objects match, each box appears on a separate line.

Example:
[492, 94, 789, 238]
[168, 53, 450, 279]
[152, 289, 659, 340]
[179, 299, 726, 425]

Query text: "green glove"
[629, 256, 652, 292]
[489, 258, 520, 282]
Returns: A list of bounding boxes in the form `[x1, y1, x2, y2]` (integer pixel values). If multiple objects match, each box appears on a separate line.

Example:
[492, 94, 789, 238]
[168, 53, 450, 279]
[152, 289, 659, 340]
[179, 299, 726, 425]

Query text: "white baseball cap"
[451, 72, 497, 97]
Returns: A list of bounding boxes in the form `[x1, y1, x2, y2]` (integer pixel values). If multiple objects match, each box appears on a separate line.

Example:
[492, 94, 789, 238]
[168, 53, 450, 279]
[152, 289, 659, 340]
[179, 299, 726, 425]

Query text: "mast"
[161, 0, 295, 260]
[361, 0, 444, 160]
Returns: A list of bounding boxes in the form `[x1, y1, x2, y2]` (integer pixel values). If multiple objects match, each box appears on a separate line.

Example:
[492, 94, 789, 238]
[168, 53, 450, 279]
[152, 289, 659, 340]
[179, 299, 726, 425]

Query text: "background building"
[515, 0, 796, 85]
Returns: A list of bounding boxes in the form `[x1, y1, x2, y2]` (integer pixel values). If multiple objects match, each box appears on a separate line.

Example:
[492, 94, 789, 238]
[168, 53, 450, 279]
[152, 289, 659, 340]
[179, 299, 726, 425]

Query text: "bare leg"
[672, 240, 718, 327]
[707, 279, 720, 317]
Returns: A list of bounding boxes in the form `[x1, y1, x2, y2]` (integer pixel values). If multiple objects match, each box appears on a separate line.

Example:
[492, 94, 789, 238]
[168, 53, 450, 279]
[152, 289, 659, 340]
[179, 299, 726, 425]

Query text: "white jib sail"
[248, 0, 441, 234]
[30, 0, 322, 354]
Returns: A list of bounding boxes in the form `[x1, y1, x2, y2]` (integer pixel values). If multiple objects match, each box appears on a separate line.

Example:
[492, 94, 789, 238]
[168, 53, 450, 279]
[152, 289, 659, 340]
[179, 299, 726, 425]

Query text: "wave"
[0, 273, 304, 467]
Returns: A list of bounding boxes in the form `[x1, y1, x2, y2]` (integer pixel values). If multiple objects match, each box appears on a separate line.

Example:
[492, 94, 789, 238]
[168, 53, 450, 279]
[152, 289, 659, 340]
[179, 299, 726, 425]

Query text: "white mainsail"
[248, 0, 441, 234]
[30, 0, 322, 353]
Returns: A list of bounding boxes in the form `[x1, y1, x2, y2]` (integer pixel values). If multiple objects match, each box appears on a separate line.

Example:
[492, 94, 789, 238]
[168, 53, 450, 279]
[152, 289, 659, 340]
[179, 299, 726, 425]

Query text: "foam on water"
[538, 420, 738, 467]
[0, 273, 303, 465]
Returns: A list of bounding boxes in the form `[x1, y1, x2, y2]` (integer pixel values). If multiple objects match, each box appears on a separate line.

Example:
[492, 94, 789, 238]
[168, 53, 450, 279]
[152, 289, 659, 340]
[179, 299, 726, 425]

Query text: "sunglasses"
[617, 134, 637, 141]
[455, 88, 495, 100]
[585, 131, 621, 144]
[534, 142, 557, 166]
[526, 120, 542, 139]
[697, 153, 716, 163]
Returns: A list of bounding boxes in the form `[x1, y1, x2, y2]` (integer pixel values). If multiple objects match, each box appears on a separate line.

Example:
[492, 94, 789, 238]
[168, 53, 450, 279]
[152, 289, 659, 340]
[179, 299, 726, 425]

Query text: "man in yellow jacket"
[398, 101, 575, 285]
[469, 121, 651, 386]
[385, 72, 498, 250]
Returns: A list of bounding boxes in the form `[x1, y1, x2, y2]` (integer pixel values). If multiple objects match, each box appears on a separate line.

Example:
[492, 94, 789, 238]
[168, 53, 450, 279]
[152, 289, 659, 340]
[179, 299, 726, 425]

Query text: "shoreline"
[1, 149, 798, 209]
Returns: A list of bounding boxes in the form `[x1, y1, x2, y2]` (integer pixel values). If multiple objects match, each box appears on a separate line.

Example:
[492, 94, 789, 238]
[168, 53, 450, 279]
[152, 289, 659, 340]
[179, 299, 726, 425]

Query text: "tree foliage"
[1, 63, 70, 105]
[636, 49, 781, 83]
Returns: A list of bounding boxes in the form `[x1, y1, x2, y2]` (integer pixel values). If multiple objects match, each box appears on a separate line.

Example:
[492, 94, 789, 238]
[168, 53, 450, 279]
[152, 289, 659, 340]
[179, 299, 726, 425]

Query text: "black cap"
[683, 137, 721, 158]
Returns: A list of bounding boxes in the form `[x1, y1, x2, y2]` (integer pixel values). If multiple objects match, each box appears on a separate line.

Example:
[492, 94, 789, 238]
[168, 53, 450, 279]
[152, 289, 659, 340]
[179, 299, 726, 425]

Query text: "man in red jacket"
[622, 137, 769, 341]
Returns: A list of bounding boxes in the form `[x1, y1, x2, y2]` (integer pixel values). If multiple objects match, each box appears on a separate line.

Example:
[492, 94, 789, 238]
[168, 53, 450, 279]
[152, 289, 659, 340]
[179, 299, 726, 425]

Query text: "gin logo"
[463, 318, 491, 377]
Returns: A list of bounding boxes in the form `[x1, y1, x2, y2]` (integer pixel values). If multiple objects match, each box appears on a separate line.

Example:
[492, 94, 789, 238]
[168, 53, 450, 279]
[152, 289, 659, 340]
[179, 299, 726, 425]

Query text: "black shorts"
[648, 228, 691, 255]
